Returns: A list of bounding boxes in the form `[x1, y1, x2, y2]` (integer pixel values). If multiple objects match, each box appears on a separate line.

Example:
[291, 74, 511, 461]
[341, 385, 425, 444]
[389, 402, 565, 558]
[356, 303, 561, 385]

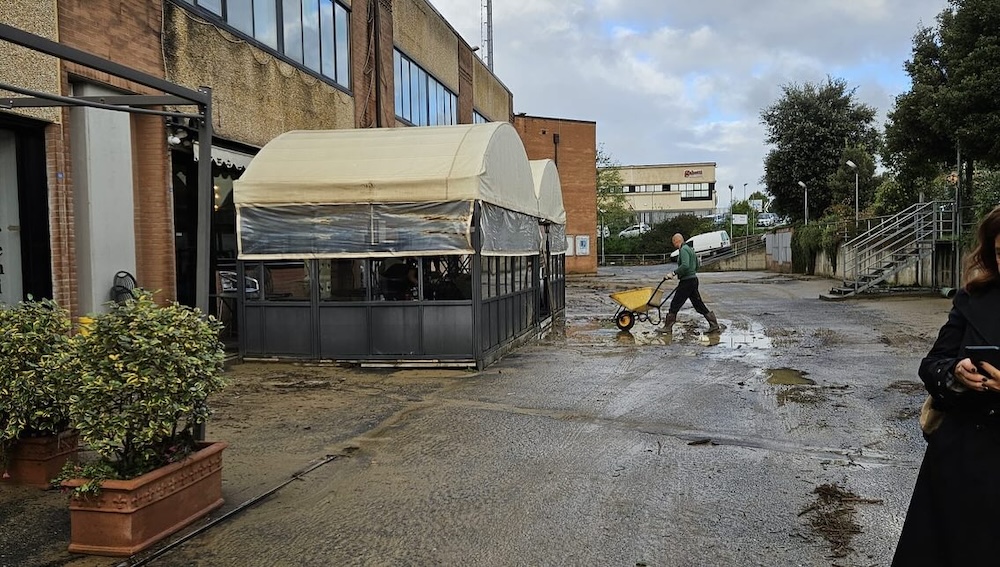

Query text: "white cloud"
[428, 0, 947, 205]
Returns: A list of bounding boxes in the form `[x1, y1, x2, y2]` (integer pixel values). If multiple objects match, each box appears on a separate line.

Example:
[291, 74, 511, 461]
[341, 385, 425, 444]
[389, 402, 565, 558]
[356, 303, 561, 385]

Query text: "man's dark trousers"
[668, 277, 709, 315]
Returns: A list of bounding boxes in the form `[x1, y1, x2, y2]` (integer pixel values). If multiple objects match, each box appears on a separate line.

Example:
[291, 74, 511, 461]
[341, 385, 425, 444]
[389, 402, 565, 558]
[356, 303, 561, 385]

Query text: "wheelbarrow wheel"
[616, 310, 636, 331]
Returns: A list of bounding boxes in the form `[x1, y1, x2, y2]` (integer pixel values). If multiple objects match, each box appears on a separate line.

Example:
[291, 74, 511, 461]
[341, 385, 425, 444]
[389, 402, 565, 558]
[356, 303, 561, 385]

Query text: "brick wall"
[59, 0, 165, 93]
[45, 119, 76, 314]
[57, 0, 175, 303]
[514, 116, 597, 275]
[131, 114, 174, 299]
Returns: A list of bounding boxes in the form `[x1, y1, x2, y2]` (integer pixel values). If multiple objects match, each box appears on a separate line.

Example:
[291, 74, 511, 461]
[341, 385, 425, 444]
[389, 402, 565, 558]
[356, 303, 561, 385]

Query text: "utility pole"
[955, 141, 962, 289]
[728, 185, 734, 237]
[481, 0, 494, 71]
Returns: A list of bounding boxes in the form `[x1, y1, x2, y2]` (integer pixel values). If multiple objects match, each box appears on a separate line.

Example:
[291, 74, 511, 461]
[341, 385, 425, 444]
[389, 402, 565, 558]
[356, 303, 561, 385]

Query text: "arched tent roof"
[529, 159, 566, 224]
[233, 122, 539, 217]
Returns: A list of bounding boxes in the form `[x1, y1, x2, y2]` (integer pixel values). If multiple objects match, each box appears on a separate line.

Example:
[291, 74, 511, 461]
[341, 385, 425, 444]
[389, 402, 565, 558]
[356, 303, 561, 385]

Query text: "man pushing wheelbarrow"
[658, 232, 721, 334]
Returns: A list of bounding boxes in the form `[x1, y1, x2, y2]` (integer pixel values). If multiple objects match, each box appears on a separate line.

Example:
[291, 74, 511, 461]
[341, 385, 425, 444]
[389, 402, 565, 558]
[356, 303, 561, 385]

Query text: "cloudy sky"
[428, 0, 948, 208]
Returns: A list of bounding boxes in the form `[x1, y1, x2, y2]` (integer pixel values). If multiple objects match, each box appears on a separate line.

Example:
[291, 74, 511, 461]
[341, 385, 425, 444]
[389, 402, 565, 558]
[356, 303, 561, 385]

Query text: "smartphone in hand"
[965, 345, 1000, 371]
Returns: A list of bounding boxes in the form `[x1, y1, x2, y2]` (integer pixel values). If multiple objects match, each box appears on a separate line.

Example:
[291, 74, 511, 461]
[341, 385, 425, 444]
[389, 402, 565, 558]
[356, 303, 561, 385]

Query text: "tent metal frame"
[0, 22, 215, 312]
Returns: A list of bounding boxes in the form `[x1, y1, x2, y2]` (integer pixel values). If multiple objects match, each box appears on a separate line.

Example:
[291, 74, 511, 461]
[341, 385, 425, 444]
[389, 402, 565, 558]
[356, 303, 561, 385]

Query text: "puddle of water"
[562, 316, 779, 355]
[766, 367, 815, 385]
[632, 331, 671, 346]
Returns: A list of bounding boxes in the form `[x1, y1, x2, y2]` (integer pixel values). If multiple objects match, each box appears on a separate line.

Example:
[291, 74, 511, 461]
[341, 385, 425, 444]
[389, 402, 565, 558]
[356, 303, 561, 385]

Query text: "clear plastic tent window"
[238, 201, 474, 258]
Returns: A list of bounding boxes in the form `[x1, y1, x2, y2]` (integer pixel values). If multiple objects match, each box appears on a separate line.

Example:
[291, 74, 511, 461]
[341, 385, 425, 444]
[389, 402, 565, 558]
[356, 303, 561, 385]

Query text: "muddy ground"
[1, 267, 947, 566]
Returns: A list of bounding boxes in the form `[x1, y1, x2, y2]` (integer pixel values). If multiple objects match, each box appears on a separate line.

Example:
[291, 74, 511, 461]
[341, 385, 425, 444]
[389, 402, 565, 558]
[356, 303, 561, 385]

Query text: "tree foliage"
[760, 77, 880, 223]
[596, 144, 632, 234]
[884, 0, 1000, 203]
[601, 214, 713, 256]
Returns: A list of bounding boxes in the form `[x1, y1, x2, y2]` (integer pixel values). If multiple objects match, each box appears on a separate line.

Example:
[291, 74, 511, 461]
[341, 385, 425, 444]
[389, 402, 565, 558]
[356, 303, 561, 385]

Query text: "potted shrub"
[0, 297, 79, 488]
[57, 290, 228, 557]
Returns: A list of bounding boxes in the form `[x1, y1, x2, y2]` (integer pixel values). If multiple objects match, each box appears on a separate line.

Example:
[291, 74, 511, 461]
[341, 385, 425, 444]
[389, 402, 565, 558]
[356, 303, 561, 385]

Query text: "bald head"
[672, 233, 684, 248]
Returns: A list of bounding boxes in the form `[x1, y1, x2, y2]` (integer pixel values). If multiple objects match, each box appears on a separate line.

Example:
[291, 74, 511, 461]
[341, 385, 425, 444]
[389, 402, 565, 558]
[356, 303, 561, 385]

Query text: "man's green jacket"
[674, 244, 699, 280]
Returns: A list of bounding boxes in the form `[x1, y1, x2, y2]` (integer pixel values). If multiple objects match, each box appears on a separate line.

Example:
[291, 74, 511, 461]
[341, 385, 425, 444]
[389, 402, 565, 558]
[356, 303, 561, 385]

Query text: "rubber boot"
[705, 311, 721, 333]
[656, 312, 677, 334]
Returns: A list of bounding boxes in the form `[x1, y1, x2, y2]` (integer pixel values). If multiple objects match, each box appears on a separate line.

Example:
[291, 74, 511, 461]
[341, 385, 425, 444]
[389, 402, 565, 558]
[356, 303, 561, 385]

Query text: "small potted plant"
[0, 297, 79, 488]
[57, 290, 228, 557]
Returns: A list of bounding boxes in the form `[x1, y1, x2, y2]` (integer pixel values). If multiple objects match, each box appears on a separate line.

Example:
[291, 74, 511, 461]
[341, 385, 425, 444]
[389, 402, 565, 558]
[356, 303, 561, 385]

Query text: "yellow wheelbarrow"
[609, 278, 677, 331]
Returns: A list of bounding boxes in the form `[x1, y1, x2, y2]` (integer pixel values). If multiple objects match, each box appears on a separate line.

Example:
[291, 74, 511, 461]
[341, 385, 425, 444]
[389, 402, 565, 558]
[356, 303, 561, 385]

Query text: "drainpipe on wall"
[372, 0, 382, 127]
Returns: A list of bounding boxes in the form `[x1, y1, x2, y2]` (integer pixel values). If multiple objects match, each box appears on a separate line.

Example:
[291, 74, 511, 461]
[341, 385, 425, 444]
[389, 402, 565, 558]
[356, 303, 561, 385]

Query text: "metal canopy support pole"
[1, 93, 196, 109]
[471, 202, 484, 369]
[196, 87, 213, 315]
[193, 91, 212, 443]
[0, 22, 208, 105]
[0, 22, 213, 310]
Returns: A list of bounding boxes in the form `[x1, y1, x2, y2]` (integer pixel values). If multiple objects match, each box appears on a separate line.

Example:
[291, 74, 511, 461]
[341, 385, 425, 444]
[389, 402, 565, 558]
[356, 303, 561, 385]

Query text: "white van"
[670, 230, 732, 260]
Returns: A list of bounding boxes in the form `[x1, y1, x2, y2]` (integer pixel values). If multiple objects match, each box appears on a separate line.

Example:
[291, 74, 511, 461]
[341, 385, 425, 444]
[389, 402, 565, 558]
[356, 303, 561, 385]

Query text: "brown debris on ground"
[798, 482, 883, 559]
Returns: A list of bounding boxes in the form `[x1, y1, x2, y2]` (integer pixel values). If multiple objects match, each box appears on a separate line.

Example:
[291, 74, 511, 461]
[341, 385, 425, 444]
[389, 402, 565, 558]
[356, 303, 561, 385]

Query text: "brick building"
[2, 0, 598, 321]
[514, 114, 597, 275]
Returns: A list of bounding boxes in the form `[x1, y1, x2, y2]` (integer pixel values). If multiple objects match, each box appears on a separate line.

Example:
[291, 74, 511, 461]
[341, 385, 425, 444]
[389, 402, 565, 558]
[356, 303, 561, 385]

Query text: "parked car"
[618, 223, 651, 238]
[670, 230, 732, 259]
[756, 212, 779, 228]
[702, 213, 727, 224]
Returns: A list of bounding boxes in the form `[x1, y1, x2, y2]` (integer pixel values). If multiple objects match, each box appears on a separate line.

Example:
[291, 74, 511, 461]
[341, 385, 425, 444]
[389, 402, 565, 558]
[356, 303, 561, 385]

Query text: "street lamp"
[797, 181, 808, 225]
[728, 184, 734, 237]
[744, 183, 751, 234]
[599, 212, 605, 266]
[846, 160, 859, 223]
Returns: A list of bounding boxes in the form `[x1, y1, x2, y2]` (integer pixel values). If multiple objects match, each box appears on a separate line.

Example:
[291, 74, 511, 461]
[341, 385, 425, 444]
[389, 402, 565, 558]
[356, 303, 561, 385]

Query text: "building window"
[176, 0, 350, 89]
[676, 182, 711, 200]
[394, 49, 458, 126]
[621, 184, 666, 193]
[473, 110, 489, 124]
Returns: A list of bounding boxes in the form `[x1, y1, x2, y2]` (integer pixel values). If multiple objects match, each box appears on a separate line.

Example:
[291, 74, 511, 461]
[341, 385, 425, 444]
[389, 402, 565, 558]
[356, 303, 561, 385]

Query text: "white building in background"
[613, 162, 719, 226]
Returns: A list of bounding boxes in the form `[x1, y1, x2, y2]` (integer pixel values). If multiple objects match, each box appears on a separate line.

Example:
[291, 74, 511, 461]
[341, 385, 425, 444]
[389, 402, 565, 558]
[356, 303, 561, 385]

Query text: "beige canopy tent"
[228, 123, 563, 367]
[233, 122, 543, 259]
[529, 159, 567, 254]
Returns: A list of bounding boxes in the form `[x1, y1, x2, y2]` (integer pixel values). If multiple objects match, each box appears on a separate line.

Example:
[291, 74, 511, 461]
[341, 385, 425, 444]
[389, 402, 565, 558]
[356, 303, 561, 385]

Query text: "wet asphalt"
[1, 266, 946, 567]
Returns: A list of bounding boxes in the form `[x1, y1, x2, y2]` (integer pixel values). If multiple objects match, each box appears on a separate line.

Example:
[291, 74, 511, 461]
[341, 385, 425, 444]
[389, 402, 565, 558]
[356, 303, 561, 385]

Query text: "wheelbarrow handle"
[652, 277, 668, 294]
[658, 285, 678, 308]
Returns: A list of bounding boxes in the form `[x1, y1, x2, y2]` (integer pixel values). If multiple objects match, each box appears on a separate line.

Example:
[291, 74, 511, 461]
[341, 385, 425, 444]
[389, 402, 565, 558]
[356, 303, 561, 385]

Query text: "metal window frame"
[175, 0, 351, 89]
[0, 22, 215, 314]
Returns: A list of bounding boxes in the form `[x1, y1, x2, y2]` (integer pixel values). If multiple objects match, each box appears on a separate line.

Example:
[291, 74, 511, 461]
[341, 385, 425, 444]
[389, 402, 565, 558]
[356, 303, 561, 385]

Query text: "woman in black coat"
[892, 206, 1000, 566]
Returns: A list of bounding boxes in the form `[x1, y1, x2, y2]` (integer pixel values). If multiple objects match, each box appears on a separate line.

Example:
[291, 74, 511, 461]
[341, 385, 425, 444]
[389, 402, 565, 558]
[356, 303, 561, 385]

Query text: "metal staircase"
[826, 201, 956, 298]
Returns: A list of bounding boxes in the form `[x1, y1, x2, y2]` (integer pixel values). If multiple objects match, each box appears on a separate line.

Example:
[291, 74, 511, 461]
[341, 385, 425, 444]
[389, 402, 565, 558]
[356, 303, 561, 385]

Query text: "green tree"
[596, 144, 632, 235]
[760, 77, 881, 222]
[884, 0, 1000, 207]
[826, 147, 878, 218]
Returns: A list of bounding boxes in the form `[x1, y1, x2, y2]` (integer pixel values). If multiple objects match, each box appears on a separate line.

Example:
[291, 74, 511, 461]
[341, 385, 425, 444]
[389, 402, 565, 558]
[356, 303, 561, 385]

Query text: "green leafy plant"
[0, 297, 75, 473]
[59, 290, 226, 494]
[791, 222, 822, 274]
[819, 215, 847, 273]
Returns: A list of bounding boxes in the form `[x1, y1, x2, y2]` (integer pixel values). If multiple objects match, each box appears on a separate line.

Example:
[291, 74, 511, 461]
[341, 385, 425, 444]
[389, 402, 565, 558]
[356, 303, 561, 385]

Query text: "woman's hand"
[955, 358, 999, 392]
[981, 362, 1000, 386]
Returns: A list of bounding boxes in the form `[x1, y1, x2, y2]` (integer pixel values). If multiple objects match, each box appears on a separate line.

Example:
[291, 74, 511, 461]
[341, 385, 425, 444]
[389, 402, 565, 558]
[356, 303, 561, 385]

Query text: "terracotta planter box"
[2, 430, 79, 488]
[63, 440, 227, 557]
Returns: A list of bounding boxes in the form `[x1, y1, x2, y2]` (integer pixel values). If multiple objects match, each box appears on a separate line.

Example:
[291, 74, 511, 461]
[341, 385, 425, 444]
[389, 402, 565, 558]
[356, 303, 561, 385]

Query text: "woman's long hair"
[964, 205, 1000, 293]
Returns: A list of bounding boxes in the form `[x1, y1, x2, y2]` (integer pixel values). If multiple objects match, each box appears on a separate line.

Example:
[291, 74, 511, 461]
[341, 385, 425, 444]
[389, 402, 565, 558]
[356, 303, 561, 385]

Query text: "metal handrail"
[840, 201, 956, 294]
